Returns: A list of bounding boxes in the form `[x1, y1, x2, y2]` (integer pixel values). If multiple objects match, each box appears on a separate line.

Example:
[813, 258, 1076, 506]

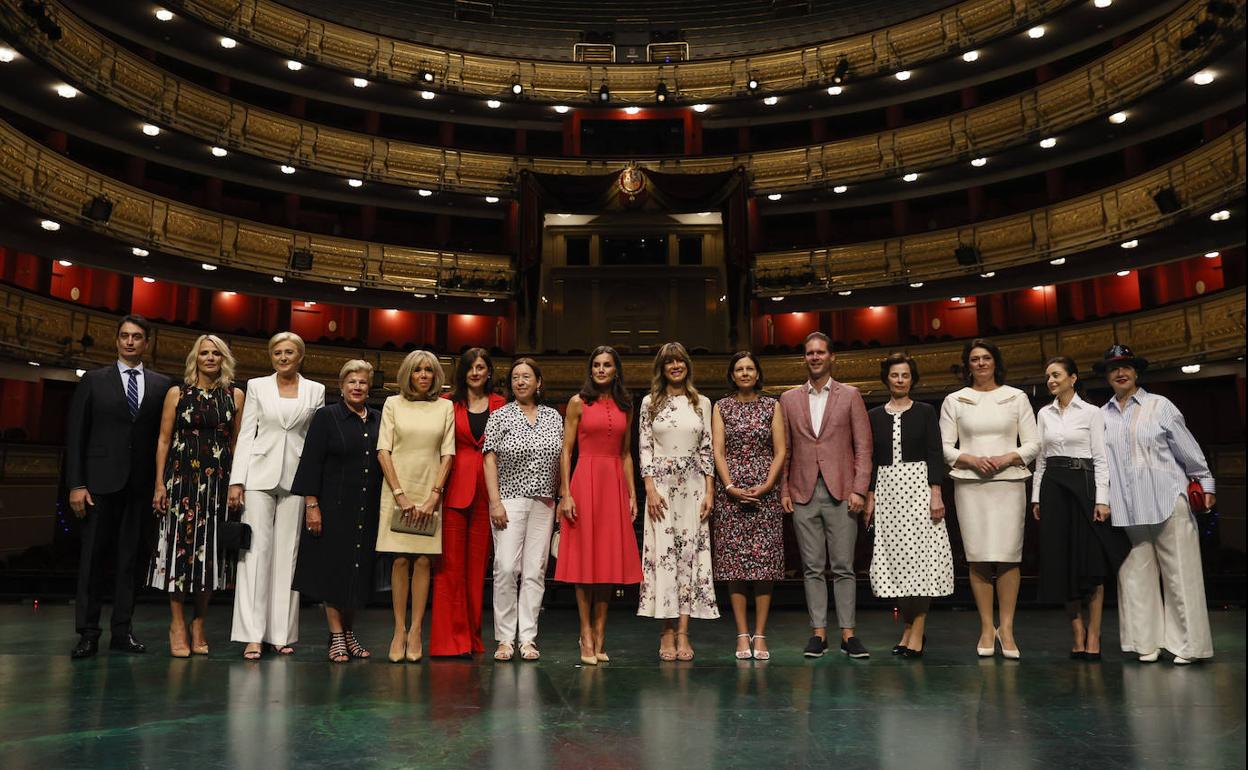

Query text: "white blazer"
[229, 373, 326, 492]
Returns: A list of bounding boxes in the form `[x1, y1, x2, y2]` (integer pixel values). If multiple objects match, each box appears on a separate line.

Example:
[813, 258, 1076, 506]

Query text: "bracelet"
[392, 488, 404, 498]
[725, 483, 736, 490]
[431, 486, 444, 494]
[305, 502, 319, 509]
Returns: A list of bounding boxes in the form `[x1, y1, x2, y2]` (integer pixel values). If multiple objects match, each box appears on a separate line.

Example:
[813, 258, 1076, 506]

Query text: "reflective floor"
[0, 603, 1242, 769]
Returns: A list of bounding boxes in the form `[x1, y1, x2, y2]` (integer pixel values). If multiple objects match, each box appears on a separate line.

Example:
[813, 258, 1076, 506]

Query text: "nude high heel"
[996, 629, 1020, 660]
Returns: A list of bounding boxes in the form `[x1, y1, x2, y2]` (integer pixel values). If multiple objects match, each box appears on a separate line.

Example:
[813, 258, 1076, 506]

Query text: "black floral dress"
[711, 396, 785, 581]
[148, 385, 237, 593]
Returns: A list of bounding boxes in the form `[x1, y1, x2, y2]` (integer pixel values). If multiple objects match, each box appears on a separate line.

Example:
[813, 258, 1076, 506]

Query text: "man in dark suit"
[65, 314, 171, 658]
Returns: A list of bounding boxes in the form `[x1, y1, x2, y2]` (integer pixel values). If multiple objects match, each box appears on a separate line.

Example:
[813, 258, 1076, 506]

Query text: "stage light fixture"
[417, 188, 433, 197]
[132, 247, 149, 257]
[211, 146, 228, 157]
[971, 157, 987, 167]
[286, 60, 303, 71]
[767, 193, 782, 201]
[833, 185, 848, 193]
[832, 57, 849, 84]
[0, 47, 15, 63]
[419, 90, 435, 100]
[598, 84, 610, 103]
[82, 194, 113, 222]
[763, 95, 778, 106]
[40, 219, 60, 231]
[353, 77, 369, 88]
[486, 99, 502, 109]
[510, 80, 523, 96]
[554, 104, 571, 113]
[747, 76, 759, 92]
[55, 83, 78, 98]
[902, 172, 919, 182]
[280, 164, 296, 174]
[1039, 137, 1057, 148]
[420, 69, 436, 83]
[692, 103, 709, 112]
[895, 70, 911, 81]
[1192, 70, 1215, 85]
[219, 37, 236, 49]
[826, 85, 842, 95]
[624, 106, 641, 115]
[154, 8, 173, 21]
[1028, 25, 1045, 38]
[1209, 209, 1230, 221]
[347, 178, 363, 188]
[1204, 251, 1220, 258]
[655, 82, 668, 104]
[201, 263, 218, 271]
[1109, 111, 1127, 124]
[962, 50, 980, 62]
[141, 123, 160, 136]
[1050, 257, 1066, 265]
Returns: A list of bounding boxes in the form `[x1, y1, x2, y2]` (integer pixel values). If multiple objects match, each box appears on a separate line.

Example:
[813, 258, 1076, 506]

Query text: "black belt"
[1047, 456, 1093, 471]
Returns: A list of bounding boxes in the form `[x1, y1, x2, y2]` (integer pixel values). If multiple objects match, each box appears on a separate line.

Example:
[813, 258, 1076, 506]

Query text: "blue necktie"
[125, 369, 140, 418]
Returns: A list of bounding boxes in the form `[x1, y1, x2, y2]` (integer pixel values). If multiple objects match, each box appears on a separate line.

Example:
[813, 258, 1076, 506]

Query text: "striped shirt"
[1101, 388, 1214, 528]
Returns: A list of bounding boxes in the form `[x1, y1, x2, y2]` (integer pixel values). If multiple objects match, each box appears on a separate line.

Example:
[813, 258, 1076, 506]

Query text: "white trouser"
[491, 497, 555, 644]
[231, 489, 303, 646]
[1117, 496, 1213, 660]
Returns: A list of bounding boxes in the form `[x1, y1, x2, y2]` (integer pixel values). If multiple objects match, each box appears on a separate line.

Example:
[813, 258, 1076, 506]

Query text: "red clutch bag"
[1187, 479, 1208, 514]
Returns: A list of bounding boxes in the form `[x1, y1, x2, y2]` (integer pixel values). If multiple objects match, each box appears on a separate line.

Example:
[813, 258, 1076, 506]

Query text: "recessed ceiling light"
[980, 272, 995, 278]
[482, 297, 496, 303]
[0, 47, 17, 63]
[1050, 257, 1066, 265]
[414, 293, 428, 298]
[553, 105, 570, 113]
[280, 164, 296, 174]
[1028, 25, 1045, 38]
[624, 106, 641, 115]
[273, 275, 285, 283]
[421, 70, 436, 83]
[210, 146, 228, 157]
[417, 188, 433, 197]
[1108, 111, 1127, 124]
[1210, 209, 1230, 221]
[154, 8, 174, 21]
[141, 276, 156, 283]
[485, 195, 500, 203]
[909, 282, 924, 288]
[767, 193, 782, 201]
[486, 99, 502, 109]
[58, 259, 73, 267]
[511, 82, 523, 95]
[1120, 239, 1139, 249]
[770, 296, 784, 301]
[1180, 364, 1201, 374]
[837, 290, 853, 296]
[419, 90, 435, 100]
[132, 247, 150, 257]
[343, 285, 358, 292]
[347, 178, 363, 188]
[27, 361, 40, 367]
[950, 296, 963, 303]
[1116, 270, 1130, 277]
[286, 60, 303, 71]
[75, 369, 86, 377]
[305, 300, 316, 306]
[833, 185, 848, 194]
[141, 123, 160, 136]
[970, 157, 987, 167]
[1094, 0, 1112, 7]
[1033, 286, 1045, 291]
[1192, 70, 1215, 86]
[55, 84, 78, 99]
[1204, 251, 1220, 258]
[692, 103, 710, 112]
[352, 77, 369, 88]
[895, 70, 911, 81]
[222, 291, 236, 297]
[962, 50, 980, 63]
[40, 219, 60, 231]
[826, 85, 843, 96]
[1039, 137, 1057, 148]
[902, 172, 919, 182]
[219, 37, 236, 49]
[763, 96, 779, 106]
[201, 263, 218, 271]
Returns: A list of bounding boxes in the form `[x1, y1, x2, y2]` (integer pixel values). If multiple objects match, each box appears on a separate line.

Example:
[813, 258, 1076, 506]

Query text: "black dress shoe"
[803, 636, 829, 658]
[109, 634, 147, 654]
[1070, 651, 1087, 660]
[901, 647, 924, 659]
[71, 636, 99, 659]
[892, 644, 908, 655]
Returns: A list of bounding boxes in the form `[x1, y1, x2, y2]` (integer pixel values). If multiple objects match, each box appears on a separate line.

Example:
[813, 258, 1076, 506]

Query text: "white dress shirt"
[116, 359, 145, 406]
[806, 379, 831, 435]
[1031, 394, 1109, 505]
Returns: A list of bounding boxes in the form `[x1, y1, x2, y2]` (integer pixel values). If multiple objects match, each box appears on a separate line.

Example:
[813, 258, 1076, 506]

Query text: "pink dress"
[554, 398, 642, 585]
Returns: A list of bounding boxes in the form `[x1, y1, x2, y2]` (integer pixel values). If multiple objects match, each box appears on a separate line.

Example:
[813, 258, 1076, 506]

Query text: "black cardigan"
[867, 401, 945, 490]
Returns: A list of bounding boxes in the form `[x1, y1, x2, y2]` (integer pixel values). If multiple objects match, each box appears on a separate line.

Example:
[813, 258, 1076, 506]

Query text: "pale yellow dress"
[375, 396, 456, 554]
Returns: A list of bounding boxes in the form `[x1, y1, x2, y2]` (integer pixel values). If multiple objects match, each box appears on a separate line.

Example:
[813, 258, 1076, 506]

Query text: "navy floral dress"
[711, 396, 785, 581]
[148, 385, 237, 593]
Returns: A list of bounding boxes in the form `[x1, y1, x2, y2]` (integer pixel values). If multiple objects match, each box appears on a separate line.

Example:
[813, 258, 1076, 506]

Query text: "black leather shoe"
[71, 636, 99, 659]
[803, 636, 829, 658]
[840, 636, 870, 659]
[901, 647, 924, 659]
[891, 644, 908, 655]
[1070, 650, 1087, 660]
[109, 634, 147, 654]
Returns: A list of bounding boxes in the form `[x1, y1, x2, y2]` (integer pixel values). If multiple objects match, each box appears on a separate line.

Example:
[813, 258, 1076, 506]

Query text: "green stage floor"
[0, 604, 1242, 769]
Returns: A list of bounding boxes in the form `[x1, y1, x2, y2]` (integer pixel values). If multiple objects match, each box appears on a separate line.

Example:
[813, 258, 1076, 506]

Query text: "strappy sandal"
[520, 641, 541, 661]
[658, 632, 677, 662]
[267, 643, 296, 656]
[734, 633, 753, 660]
[675, 631, 694, 661]
[494, 641, 515, 661]
[242, 643, 262, 661]
[344, 630, 370, 659]
[751, 635, 771, 661]
[328, 632, 349, 663]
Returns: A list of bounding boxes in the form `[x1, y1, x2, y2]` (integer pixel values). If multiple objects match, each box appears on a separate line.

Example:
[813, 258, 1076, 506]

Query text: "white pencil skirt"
[953, 478, 1027, 563]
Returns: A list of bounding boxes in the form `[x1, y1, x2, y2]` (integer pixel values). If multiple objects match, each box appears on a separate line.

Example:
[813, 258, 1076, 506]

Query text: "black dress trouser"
[75, 487, 148, 639]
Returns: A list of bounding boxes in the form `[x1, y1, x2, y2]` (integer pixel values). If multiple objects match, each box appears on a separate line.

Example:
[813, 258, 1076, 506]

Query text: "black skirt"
[1037, 466, 1131, 603]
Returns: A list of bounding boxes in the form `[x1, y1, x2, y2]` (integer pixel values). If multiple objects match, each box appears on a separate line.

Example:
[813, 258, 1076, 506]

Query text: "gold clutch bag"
[389, 504, 439, 536]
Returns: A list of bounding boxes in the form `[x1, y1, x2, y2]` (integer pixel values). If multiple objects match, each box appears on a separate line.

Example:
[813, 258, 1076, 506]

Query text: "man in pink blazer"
[780, 332, 873, 658]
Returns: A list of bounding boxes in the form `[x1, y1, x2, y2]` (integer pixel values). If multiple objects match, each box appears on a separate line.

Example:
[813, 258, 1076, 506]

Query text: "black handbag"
[219, 517, 252, 554]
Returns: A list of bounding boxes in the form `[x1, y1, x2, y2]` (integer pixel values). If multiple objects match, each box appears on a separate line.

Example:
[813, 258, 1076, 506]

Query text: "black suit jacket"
[65, 364, 172, 495]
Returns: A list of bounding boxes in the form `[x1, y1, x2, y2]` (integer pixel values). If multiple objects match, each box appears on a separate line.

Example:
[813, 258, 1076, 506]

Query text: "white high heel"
[996, 629, 1020, 660]
[751, 635, 770, 661]
[734, 633, 752, 660]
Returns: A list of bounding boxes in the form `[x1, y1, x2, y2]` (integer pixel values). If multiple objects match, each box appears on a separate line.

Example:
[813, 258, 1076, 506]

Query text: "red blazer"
[779, 378, 873, 505]
[442, 393, 506, 510]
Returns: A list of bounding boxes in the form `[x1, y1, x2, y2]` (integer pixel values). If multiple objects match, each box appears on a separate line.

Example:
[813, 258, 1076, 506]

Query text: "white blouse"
[1032, 394, 1109, 506]
[939, 385, 1040, 482]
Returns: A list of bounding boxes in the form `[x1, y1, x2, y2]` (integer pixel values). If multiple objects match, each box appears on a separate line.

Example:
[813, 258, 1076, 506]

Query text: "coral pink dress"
[555, 398, 642, 585]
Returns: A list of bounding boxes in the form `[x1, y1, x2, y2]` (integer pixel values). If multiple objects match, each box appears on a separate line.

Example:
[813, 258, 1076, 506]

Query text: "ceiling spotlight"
[486, 99, 502, 109]
[763, 95, 779, 106]
[417, 188, 433, 197]
[222, 291, 236, 297]
[280, 164, 296, 174]
[1050, 257, 1067, 265]
[1116, 270, 1131, 276]
[286, 60, 303, 71]
[655, 82, 668, 104]
[1039, 137, 1057, 148]
[962, 50, 980, 63]
[57, 259, 73, 267]
[1120, 239, 1139, 249]
[747, 77, 759, 92]
[413, 293, 428, 298]
[0, 47, 16, 63]
[1028, 25, 1046, 38]
[838, 290, 853, 296]
[419, 90, 435, 100]
[767, 193, 782, 201]
[1108, 111, 1127, 124]
[210, 146, 228, 157]
[352, 77, 369, 88]
[770, 296, 784, 301]
[75, 368, 86, 377]
[980, 272, 996, 278]
[55, 83, 78, 99]
[1204, 251, 1220, 258]
[624, 106, 641, 115]
[201, 263, 218, 271]
[1210, 209, 1230, 221]
[833, 185, 848, 194]
[1192, 70, 1216, 86]
[272, 276, 285, 283]
[832, 57, 849, 84]
[141, 123, 161, 136]
[826, 85, 843, 96]
[598, 83, 610, 103]
[909, 282, 924, 288]
[219, 37, 236, 49]
[554, 105, 571, 113]
[692, 103, 709, 112]
[510, 81, 523, 96]
[27, 361, 40, 367]
[420, 69, 435, 83]
[305, 301, 316, 306]
[40, 219, 60, 231]
[482, 297, 496, 303]
[895, 70, 911, 81]
[343, 285, 358, 292]
[1094, 0, 1112, 7]
[950, 296, 964, 303]
[154, 8, 174, 21]
[347, 178, 363, 188]
[1181, 364, 1201, 374]
[902, 172, 919, 182]
[132, 247, 149, 257]
[485, 195, 500, 203]
[970, 157, 987, 167]
[141, 276, 156, 283]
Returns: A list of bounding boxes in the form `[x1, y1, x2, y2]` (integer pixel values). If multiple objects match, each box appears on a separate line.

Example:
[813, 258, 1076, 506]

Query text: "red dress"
[555, 398, 642, 585]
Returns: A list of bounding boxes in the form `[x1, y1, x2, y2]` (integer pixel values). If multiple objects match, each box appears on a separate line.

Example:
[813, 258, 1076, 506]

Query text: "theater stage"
[1, 604, 1242, 769]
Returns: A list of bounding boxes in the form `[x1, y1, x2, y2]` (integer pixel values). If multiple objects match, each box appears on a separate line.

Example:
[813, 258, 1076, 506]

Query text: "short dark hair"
[509, 357, 543, 402]
[961, 338, 1006, 386]
[879, 352, 920, 387]
[725, 351, 765, 391]
[1044, 355, 1084, 394]
[451, 347, 494, 404]
[803, 331, 831, 350]
[116, 314, 151, 338]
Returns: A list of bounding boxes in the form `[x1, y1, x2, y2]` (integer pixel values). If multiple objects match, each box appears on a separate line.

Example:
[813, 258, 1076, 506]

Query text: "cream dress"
[375, 395, 456, 554]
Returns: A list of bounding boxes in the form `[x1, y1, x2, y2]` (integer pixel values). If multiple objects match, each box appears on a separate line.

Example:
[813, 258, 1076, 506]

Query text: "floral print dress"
[637, 394, 719, 620]
[148, 385, 237, 593]
[711, 396, 785, 581]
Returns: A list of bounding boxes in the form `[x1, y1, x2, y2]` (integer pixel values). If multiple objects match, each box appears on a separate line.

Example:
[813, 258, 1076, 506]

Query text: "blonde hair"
[396, 349, 444, 401]
[267, 331, 306, 360]
[339, 359, 374, 387]
[647, 341, 703, 421]
[183, 334, 236, 390]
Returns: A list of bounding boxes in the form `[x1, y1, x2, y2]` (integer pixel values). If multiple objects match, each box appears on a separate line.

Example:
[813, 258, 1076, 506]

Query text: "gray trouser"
[792, 478, 857, 630]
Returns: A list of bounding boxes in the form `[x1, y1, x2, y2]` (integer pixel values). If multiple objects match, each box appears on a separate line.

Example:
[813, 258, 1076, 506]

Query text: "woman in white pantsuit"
[483, 358, 563, 662]
[939, 339, 1039, 659]
[1097, 344, 1215, 664]
[228, 332, 325, 659]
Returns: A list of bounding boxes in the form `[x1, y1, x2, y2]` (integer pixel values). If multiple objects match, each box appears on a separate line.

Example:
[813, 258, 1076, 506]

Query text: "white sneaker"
[1172, 655, 1193, 665]
[1138, 649, 1160, 663]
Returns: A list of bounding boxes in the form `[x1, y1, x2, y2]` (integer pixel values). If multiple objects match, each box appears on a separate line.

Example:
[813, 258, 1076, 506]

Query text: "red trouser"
[430, 493, 491, 655]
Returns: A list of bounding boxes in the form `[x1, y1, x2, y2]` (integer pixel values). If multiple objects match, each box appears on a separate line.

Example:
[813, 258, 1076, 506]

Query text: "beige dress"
[375, 396, 456, 554]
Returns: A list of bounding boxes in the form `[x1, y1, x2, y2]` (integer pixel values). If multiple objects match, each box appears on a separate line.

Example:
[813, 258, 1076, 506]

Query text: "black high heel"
[328, 632, 348, 663]
[344, 630, 371, 659]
